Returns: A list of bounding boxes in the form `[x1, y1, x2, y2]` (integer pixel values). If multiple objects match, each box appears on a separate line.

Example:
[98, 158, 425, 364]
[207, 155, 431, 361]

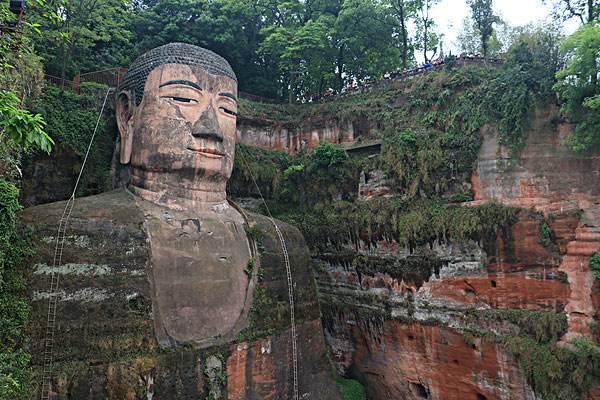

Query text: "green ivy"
[229, 144, 289, 199]
[0, 180, 32, 400]
[30, 84, 113, 196]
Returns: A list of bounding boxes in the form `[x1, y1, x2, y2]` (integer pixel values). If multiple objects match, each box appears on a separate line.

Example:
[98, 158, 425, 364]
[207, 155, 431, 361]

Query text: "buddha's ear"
[116, 90, 135, 164]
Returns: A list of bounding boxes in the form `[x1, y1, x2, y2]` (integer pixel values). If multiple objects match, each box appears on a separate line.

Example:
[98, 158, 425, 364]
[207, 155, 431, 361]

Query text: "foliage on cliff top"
[30, 84, 114, 196]
[0, 180, 32, 400]
[555, 22, 600, 154]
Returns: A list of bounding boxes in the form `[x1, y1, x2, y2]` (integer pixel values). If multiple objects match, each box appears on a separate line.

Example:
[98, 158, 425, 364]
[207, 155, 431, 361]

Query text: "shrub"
[336, 377, 366, 400]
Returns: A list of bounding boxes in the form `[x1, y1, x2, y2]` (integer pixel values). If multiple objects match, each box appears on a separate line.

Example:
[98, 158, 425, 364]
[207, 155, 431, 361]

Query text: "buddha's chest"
[140, 203, 253, 347]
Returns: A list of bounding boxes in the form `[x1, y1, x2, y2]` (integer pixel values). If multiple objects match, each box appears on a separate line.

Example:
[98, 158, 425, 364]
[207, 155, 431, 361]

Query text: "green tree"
[415, 0, 440, 62]
[259, 18, 333, 102]
[457, 16, 513, 56]
[31, 0, 132, 80]
[480, 26, 563, 153]
[555, 22, 600, 153]
[258, 0, 401, 100]
[467, 0, 499, 57]
[336, 0, 401, 83]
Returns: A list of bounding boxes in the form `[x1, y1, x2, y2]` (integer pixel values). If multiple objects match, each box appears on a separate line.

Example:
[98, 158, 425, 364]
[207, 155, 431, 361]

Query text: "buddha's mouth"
[187, 147, 225, 158]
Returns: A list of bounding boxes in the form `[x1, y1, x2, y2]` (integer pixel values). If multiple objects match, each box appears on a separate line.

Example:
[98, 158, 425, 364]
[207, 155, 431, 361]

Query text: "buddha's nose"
[191, 105, 223, 142]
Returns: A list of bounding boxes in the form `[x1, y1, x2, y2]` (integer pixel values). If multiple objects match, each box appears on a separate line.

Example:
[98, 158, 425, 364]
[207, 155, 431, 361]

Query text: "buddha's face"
[119, 63, 238, 187]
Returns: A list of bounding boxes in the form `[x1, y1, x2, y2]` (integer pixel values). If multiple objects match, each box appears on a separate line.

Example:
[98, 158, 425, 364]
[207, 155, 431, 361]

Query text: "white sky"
[427, 0, 580, 58]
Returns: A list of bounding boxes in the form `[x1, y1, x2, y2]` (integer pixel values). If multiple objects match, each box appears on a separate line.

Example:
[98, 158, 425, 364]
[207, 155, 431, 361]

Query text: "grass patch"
[336, 377, 367, 400]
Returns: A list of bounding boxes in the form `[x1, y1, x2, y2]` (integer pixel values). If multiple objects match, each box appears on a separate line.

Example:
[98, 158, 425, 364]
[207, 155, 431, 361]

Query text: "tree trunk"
[482, 36, 488, 58]
[423, 21, 428, 62]
[588, 0, 594, 22]
[288, 72, 295, 104]
[399, 2, 408, 69]
[318, 76, 324, 98]
[336, 45, 345, 91]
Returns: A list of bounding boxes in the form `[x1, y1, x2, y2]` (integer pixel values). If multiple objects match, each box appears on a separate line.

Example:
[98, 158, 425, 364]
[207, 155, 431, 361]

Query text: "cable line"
[237, 149, 300, 400]
[40, 88, 111, 400]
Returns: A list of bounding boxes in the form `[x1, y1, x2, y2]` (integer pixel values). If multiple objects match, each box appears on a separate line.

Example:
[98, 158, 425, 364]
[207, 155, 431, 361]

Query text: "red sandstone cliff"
[317, 106, 600, 399]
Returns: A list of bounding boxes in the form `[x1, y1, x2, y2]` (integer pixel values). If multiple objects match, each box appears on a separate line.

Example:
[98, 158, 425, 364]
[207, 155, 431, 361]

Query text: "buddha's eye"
[164, 96, 198, 104]
[219, 107, 237, 117]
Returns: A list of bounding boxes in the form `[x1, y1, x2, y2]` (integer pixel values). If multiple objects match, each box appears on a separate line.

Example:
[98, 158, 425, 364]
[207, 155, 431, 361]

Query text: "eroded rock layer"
[316, 111, 600, 399]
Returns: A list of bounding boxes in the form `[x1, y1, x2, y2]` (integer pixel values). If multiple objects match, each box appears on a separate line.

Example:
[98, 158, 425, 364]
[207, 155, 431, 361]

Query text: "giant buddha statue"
[22, 43, 340, 399]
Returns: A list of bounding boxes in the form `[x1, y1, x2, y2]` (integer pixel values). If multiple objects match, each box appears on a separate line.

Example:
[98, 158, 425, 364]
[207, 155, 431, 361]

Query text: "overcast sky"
[427, 0, 580, 58]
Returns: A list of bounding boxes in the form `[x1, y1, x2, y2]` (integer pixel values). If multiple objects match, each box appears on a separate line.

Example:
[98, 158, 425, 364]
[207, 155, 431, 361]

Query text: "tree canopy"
[467, 0, 499, 57]
[555, 21, 600, 153]
[28, 0, 437, 100]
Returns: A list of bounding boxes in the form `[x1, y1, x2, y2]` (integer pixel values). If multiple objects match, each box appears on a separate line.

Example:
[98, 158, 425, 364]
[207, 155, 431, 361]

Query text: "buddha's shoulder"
[20, 189, 144, 231]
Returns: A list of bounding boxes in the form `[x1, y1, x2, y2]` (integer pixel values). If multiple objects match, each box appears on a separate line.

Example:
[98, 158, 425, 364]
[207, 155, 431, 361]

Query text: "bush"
[336, 377, 366, 400]
[229, 144, 289, 199]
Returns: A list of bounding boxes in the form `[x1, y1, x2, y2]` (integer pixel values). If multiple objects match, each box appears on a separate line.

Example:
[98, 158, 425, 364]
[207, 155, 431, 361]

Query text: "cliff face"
[237, 116, 360, 154]
[472, 107, 600, 340]
[314, 106, 600, 399]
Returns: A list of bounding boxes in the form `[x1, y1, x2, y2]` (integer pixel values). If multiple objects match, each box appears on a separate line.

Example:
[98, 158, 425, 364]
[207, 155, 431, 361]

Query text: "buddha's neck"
[129, 168, 227, 212]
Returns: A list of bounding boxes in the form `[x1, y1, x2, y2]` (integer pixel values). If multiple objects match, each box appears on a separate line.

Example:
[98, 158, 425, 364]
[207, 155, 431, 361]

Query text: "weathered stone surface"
[20, 146, 82, 207]
[472, 109, 600, 210]
[358, 170, 392, 200]
[315, 215, 562, 399]
[21, 189, 339, 399]
[471, 109, 600, 340]
[335, 318, 535, 400]
[237, 116, 365, 154]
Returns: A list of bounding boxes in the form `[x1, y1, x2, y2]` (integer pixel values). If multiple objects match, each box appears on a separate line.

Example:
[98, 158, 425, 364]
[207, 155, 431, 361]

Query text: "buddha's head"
[116, 43, 238, 204]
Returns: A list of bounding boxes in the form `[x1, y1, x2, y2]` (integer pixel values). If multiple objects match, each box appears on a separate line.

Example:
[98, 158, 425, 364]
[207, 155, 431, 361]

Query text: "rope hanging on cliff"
[237, 150, 300, 400]
[39, 88, 111, 400]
